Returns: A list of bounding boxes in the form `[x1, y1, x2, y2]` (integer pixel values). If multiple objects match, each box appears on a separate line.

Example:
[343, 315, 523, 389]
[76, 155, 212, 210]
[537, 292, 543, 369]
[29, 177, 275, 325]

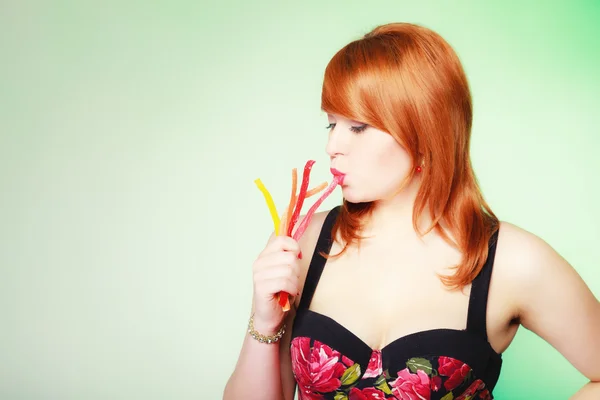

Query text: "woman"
[223, 22, 600, 399]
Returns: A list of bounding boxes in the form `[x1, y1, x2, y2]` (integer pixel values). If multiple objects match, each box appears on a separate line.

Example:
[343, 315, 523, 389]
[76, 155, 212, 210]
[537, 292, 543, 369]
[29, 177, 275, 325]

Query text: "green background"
[1, 1, 599, 398]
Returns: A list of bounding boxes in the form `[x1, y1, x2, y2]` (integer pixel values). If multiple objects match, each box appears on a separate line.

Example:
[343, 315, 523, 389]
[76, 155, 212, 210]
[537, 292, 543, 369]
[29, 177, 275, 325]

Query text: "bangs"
[321, 38, 397, 126]
[320, 36, 418, 141]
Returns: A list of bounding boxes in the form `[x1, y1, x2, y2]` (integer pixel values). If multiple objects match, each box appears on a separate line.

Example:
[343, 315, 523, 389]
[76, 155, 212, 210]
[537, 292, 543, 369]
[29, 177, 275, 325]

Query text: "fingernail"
[298, 251, 303, 259]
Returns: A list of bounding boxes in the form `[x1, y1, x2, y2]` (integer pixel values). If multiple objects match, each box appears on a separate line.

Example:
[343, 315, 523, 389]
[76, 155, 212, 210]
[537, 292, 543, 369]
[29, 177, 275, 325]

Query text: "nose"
[325, 126, 348, 158]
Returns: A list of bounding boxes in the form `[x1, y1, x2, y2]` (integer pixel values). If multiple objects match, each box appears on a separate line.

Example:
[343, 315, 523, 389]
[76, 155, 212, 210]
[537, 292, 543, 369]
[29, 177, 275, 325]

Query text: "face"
[325, 113, 414, 204]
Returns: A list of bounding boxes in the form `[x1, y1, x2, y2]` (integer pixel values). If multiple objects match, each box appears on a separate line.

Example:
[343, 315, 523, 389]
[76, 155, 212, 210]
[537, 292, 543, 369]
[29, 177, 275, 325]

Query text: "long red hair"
[320, 22, 499, 290]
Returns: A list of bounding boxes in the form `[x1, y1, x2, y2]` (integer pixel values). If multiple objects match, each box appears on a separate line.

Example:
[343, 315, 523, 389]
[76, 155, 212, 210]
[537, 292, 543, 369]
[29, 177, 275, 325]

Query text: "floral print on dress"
[438, 356, 472, 391]
[389, 368, 430, 399]
[363, 350, 383, 379]
[348, 387, 388, 400]
[290, 337, 493, 400]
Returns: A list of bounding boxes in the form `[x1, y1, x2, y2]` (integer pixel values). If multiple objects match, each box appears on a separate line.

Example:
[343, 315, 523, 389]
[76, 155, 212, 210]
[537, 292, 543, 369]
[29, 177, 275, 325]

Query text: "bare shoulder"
[494, 220, 578, 286]
[494, 221, 600, 381]
[493, 220, 577, 299]
[480, 222, 551, 335]
[494, 221, 560, 276]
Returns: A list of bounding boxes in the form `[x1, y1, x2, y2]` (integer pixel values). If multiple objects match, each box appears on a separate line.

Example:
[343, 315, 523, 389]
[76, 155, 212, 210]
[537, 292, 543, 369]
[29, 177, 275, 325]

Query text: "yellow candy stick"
[254, 178, 280, 234]
[254, 175, 327, 313]
[255, 177, 291, 311]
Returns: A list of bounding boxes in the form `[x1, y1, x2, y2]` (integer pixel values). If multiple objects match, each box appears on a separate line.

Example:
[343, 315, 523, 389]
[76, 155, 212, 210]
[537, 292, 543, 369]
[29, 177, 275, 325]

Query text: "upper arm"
[506, 222, 600, 381]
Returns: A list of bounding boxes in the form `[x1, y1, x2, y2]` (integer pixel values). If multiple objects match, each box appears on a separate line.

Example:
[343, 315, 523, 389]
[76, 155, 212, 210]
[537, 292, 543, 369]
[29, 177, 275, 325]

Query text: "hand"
[251, 234, 302, 333]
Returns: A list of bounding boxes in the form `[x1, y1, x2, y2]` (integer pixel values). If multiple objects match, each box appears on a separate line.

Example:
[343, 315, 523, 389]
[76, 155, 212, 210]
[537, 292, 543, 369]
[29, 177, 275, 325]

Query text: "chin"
[341, 187, 375, 204]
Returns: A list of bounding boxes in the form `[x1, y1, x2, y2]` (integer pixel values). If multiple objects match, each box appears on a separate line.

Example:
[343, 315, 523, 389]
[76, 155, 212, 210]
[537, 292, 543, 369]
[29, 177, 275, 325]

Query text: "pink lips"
[330, 168, 346, 185]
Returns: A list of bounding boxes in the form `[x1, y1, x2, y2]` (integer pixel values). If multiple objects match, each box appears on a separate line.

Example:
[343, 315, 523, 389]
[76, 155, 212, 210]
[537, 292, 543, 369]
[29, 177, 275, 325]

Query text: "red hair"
[320, 22, 499, 290]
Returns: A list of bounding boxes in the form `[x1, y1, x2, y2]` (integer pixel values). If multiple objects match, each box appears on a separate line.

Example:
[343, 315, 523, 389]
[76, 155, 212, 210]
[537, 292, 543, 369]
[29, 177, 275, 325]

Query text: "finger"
[269, 235, 301, 254]
[259, 236, 300, 257]
[259, 277, 300, 299]
[253, 255, 300, 279]
[254, 263, 300, 282]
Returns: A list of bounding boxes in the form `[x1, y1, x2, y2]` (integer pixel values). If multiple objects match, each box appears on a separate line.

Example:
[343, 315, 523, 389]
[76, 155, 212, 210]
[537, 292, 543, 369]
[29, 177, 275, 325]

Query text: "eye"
[326, 122, 368, 133]
[350, 124, 368, 133]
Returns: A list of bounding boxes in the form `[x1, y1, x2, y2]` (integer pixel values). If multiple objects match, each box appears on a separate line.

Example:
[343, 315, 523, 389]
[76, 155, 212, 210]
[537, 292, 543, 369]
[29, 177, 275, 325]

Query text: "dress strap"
[466, 227, 500, 341]
[297, 205, 341, 312]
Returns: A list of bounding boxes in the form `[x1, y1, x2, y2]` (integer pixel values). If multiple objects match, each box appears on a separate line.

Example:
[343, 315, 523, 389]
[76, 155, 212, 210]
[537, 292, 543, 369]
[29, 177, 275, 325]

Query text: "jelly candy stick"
[283, 168, 298, 238]
[254, 173, 297, 311]
[279, 174, 326, 240]
[277, 210, 293, 311]
[279, 177, 329, 311]
[277, 179, 327, 310]
[254, 179, 292, 310]
[278, 176, 339, 310]
[278, 295, 291, 312]
[306, 182, 327, 197]
[293, 175, 341, 241]
[253, 173, 325, 243]
[254, 162, 332, 312]
[283, 179, 326, 235]
[278, 168, 299, 312]
[278, 210, 289, 240]
[287, 160, 315, 237]
[253, 178, 280, 234]
[279, 179, 326, 311]
[281, 181, 327, 241]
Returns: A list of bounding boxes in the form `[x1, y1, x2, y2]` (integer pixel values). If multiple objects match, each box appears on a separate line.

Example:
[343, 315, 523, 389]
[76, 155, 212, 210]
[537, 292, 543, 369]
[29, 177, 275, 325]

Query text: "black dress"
[290, 205, 502, 400]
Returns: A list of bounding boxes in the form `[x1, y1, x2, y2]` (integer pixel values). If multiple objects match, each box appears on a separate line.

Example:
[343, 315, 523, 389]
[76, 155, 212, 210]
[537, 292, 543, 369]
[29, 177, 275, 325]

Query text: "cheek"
[345, 140, 411, 201]
[374, 141, 412, 183]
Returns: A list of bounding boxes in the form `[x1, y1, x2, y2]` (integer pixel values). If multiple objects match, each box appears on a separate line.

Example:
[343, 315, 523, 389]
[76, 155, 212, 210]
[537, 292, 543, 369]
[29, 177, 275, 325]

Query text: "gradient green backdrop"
[1, 1, 599, 399]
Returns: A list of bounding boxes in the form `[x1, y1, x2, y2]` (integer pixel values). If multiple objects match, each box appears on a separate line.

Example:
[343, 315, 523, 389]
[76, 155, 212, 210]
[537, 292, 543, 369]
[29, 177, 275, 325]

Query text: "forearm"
[223, 326, 286, 400]
[570, 382, 600, 399]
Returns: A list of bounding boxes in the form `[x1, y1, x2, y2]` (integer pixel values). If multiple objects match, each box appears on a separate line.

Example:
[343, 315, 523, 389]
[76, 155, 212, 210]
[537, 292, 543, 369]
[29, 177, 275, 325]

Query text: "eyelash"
[326, 123, 368, 133]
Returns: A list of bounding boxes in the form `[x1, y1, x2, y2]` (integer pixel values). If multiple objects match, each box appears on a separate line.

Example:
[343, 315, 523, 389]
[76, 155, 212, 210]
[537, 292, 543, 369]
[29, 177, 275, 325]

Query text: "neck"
[360, 176, 433, 240]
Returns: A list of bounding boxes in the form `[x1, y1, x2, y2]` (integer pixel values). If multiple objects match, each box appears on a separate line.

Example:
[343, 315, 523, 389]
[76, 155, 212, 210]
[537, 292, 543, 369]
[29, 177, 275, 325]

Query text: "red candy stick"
[292, 175, 341, 241]
[256, 159, 339, 312]
[287, 160, 315, 237]
[279, 161, 315, 310]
